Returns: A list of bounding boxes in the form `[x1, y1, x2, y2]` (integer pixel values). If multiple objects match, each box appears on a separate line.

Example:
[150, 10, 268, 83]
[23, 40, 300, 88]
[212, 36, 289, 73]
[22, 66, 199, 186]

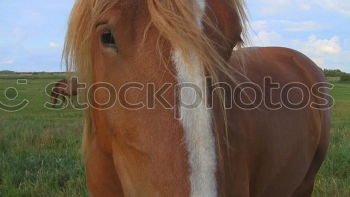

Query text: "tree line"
[323, 69, 350, 81]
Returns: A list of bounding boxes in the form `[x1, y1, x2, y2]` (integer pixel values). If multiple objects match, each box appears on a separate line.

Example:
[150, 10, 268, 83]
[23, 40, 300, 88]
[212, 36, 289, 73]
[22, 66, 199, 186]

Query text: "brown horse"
[64, 0, 330, 197]
[50, 78, 78, 108]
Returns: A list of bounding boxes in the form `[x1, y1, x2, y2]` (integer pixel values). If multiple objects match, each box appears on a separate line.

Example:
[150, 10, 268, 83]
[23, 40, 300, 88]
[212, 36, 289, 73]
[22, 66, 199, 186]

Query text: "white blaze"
[172, 1, 217, 197]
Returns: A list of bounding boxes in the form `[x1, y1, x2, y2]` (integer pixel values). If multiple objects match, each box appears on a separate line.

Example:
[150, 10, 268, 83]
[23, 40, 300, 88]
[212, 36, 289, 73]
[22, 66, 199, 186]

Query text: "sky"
[246, 0, 350, 72]
[0, 0, 349, 72]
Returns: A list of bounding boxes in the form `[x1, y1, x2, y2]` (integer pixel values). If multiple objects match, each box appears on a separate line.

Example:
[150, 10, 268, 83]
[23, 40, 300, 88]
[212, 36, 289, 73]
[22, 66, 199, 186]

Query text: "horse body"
[213, 47, 330, 196]
[64, 0, 330, 196]
[51, 78, 78, 107]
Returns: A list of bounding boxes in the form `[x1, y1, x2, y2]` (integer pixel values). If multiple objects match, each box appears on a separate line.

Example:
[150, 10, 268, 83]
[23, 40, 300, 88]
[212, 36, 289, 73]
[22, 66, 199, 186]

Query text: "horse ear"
[204, 0, 243, 60]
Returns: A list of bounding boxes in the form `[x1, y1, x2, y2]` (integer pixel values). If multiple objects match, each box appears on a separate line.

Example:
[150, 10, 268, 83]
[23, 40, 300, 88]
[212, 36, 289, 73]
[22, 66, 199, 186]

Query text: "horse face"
[89, 1, 190, 196]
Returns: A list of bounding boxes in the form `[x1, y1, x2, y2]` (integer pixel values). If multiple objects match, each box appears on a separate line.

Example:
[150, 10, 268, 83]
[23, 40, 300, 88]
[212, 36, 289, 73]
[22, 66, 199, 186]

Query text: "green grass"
[0, 76, 87, 197]
[0, 75, 349, 196]
[313, 81, 350, 197]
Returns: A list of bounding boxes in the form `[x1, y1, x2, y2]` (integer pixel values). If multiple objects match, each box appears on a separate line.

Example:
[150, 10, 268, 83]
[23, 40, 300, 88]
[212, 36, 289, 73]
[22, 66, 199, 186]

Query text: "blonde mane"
[64, 0, 248, 159]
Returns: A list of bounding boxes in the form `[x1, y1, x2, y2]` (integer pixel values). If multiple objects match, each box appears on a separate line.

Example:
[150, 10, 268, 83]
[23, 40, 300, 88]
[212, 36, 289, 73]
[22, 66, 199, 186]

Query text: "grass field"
[0, 75, 87, 196]
[0, 74, 349, 196]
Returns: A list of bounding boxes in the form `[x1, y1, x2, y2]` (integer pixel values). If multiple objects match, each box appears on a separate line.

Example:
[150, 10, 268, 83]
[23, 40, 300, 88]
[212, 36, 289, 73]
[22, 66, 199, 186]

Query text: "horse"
[50, 78, 78, 108]
[64, 0, 330, 196]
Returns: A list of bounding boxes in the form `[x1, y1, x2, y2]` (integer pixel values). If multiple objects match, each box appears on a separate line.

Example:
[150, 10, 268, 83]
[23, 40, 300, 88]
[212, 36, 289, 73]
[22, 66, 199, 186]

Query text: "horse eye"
[101, 30, 118, 51]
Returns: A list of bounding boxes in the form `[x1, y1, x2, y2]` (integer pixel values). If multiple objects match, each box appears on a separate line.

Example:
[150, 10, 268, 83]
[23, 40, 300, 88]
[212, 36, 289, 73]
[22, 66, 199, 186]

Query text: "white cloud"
[250, 31, 283, 46]
[250, 20, 320, 35]
[13, 28, 26, 44]
[49, 42, 58, 48]
[257, 0, 293, 15]
[297, 35, 341, 55]
[251, 20, 268, 32]
[292, 35, 343, 67]
[249, 31, 348, 70]
[299, 3, 311, 11]
[273, 20, 320, 32]
[1, 59, 14, 65]
[248, 0, 350, 71]
[255, 0, 350, 16]
[316, 0, 350, 16]
[256, 0, 313, 15]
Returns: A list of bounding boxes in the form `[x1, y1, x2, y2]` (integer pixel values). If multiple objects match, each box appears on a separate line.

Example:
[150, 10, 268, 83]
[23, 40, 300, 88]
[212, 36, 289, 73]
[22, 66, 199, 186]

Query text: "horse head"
[63, 0, 245, 196]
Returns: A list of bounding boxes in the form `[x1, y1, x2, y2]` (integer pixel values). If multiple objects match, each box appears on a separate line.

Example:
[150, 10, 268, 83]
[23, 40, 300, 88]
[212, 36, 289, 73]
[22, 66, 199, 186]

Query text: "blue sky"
[0, 0, 349, 72]
[247, 0, 350, 72]
[0, 0, 74, 72]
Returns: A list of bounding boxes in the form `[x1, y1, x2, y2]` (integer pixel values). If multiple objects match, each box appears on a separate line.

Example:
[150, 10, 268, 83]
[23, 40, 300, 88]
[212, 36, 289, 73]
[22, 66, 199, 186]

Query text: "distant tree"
[0, 70, 14, 73]
[323, 69, 348, 77]
[340, 74, 350, 81]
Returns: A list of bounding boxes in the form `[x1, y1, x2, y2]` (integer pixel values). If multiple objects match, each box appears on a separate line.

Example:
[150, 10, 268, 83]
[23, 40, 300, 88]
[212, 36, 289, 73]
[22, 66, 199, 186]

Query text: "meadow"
[0, 74, 87, 196]
[0, 73, 349, 196]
